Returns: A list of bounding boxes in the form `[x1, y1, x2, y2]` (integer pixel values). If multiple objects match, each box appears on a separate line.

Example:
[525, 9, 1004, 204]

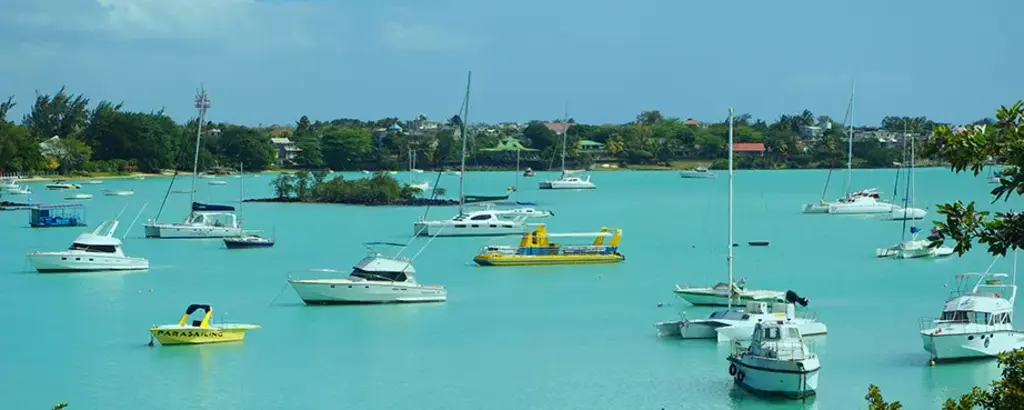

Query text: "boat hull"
[827, 201, 893, 214]
[538, 181, 596, 189]
[674, 290, 785, 307]
[413, 221, 529, 237]
[28, 253, 149, 273]
[876, 240, 955, 259]
[144, 223, 243, 239]
[289, 280, 447, 304]
[888, 207, 927, 220]
[921, 329, 1024, 362]
[800, 203, 830, 213]
[150, 326, 252, 345]
[473, 253, 624, 266]
[679, 171, 716, 179]
[717, 321, 828, 342]
[729, 357, 819, 399]
[224, 239, 275, 249]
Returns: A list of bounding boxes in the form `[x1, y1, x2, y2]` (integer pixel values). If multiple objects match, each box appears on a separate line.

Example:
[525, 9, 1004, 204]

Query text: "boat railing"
[732, 340, 814, 359]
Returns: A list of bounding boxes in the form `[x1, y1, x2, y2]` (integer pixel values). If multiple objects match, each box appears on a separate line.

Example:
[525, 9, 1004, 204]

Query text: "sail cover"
[192, 202, 235, 212]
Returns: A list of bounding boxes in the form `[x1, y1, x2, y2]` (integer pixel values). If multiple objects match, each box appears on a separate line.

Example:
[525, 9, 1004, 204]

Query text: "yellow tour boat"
[149, 304, 260, 346]
[472, 224, 624, 266]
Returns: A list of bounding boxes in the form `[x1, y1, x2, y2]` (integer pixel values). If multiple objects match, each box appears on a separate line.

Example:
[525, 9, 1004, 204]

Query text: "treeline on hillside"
[0, 87, 999, 175]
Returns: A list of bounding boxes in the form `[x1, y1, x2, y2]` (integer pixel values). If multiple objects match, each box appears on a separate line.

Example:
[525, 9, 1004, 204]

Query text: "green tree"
[522, 121, 559, 152]
[924, 102, 1024, 256]
[0, 122, 44, 172]
[636, 110, 664, 126]
[322, 127, 373, 170]
[49, 137, 92, 173]
[23, 86, 90, 140]
[0, 96, 14, 123]
[866, 384, 902, 410]
[271, 173, 295, 199]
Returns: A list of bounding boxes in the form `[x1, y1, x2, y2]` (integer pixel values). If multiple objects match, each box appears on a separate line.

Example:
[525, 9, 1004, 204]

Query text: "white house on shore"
[270, 137, 301, 165]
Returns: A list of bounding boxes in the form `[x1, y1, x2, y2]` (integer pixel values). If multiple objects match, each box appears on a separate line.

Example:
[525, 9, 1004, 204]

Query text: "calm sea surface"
[0, 168, 1018, 410]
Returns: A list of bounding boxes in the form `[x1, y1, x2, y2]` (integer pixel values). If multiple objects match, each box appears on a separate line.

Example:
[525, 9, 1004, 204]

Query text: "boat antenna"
[123, 202, 150, 240]
[727, 107, 735, 310]
[458, 71, 471, 215]
[191, 86, 211, 209]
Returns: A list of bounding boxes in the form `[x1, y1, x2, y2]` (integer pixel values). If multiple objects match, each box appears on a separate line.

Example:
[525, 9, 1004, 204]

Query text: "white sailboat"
[802, 84, 890, 214]
[539, 105, 595, 190]
[413, 72, 543, 238]
[655, 108, 827, 342]
[144, 88, 243, 239]
[406, 149, 430, 192]
[886, 131, 927, 220]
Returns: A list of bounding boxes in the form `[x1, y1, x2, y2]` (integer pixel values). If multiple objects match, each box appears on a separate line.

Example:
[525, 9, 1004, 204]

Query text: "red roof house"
[732, 142, 766, 156]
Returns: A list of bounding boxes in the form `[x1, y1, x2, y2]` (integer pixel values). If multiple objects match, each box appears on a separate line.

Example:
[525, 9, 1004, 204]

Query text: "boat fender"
[736, 371, 744, 382]
[728, 363, 737, 376]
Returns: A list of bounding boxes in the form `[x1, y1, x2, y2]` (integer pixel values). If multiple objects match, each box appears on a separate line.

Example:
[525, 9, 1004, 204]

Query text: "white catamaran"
[539, 106, 595, 190]
[145, 88, 243, 239]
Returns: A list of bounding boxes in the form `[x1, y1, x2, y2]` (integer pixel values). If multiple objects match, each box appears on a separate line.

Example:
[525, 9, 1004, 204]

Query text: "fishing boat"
[728, 321, 820, 399]
[149, 304, 260, 346]
[801, 85, 886, 214]
[288, 242, 447, 304]
[64, 193, 92, 200]
[655, 108, 827, 341]
[29, 204, 87, 228]
[27, 219, 149, 273]
[920, 256, 1023, 363]
[46, 180, 81, 190]
[103, 189, 134, 196]
[224, 233, 275, 249]
[673, 278, 785, 307]
[679, 167, 716, 179]
[472, 224, 624, 266]
[145, 88, 243, 239]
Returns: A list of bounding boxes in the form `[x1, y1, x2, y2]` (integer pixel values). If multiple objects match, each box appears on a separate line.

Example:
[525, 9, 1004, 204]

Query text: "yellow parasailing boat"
[149, 304, 260, 346]
[472, 224, 624, 266]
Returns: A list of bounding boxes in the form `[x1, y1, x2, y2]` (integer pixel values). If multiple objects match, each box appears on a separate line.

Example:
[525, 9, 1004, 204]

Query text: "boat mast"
[458, 71, 472, 215]
[239, 161, 244, 225]
[845, 81, 855, 195]
[560, 102, 568, 172]
[728, 107, 735, 310]
[191, 87, 211, 207]
[515, 148, 520, 191]
[910, 130, 917, 213]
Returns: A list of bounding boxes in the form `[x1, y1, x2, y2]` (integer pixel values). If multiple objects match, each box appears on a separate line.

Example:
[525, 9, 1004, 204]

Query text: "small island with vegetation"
[246, 170, 458, 206]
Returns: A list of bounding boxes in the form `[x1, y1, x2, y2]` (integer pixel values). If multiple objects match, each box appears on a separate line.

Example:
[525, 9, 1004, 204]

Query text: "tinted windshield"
[69, 243, 116, 253]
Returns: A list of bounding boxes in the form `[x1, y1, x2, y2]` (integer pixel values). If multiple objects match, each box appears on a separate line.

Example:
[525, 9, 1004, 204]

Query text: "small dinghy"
[104, 189, 134, 196]
[149, 304, 259, 346]
[208, 180, 227, 185]
[224, 234, 275, 249]
[65, 193, 93, 200]
[748, 240, 770, 247]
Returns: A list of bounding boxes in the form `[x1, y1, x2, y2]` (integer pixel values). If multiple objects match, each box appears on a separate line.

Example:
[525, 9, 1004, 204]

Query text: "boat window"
[764, 327, 779, 340]
[351, 269, 407, 282]
[68, 243, 117, 253]
[787, 328, 800, 338]
[455, 225, 466, 228]
[470, 214, 491, 221]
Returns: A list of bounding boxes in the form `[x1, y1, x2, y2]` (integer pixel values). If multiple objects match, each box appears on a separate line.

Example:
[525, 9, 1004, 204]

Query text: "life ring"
[728, 363, 737, 376]
[736, 371, 745, 382]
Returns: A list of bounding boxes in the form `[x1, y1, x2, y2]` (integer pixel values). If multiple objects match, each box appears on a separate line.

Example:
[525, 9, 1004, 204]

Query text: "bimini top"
[192, 202, 235, 212]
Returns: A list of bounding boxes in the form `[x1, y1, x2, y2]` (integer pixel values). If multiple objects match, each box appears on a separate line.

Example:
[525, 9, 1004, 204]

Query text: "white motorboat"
[208, 180, 227, 185]
[679, 167, 716, 179]
[655, 108, 828, 342]
[65, 193, 93, 200]
[46, 180, 81, 190]
[145, 88, 243, 239]
[104, 189, 135, 196]
[80, 180, 103, 185]
[538, 169, 596, 190]
[921, 258, 1023, 363]
[0, 178, 19, 191]
[673, 278, 784, 307]
[728, 321, 820, 399]
[27, 220, 149, 273]
[288, 242, 447, 304]
[7, 187, 31, 195]
[876, 226, 954, 259]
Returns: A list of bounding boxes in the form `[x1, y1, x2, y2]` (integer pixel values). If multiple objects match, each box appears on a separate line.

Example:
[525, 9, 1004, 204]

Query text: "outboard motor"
[785, 290, 809, 307]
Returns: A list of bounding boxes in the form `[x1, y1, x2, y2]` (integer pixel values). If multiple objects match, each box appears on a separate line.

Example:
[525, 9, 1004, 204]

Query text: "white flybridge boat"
[27, 207, 150, 273]
[886, 132, 927, 220]
[414, 72, 548, 237]
[921, 253, 1022, 363]
[288, 242, 447, 304]
[728, 321, 821, 399]
[144, 88, 243, 239]
[655, 108, 827, 342]
[802, 84, 889, 214]
[673, 278, 784, 307]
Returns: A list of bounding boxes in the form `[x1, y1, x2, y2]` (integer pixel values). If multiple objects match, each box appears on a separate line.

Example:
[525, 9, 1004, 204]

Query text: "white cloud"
[380, 21, 478, 52]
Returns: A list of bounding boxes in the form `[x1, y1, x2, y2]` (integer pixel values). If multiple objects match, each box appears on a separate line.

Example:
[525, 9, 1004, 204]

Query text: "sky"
[0, 0, 1020, 127]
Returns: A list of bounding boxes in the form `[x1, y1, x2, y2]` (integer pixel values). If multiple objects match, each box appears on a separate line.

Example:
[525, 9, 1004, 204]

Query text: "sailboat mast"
[911, 132, 916, 211]
[191, 87, 210, 207]
[239, 161, 244, 224]
[458, 71, 472, 215]
[727, 107, 735, 310]
[515, 148, 520, 190]
[845, 82, 855, 195]
[560, 102, 568, 172]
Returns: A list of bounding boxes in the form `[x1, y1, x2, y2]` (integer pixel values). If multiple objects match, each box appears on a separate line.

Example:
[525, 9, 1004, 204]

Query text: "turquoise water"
[0, 169, 1017, 409]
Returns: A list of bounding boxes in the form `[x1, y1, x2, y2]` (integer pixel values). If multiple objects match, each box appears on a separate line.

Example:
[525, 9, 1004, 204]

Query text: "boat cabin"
[513, 224, 621, 256]
[746, 322, 812, 360]
[30, 204, 87, 228]
[67, 221, 126, 255]
[185, 212, 239, 228]
[448, 210, 525, 228]
[347, 243, 418, 283]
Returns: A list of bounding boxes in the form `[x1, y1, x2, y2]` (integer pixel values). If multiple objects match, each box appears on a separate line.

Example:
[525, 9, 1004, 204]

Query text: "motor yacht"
[728, 321, 820, 399]
[288, 242, 447, 304]
[538, 169, 596, 190]
[46, 180, 81, 190]
[673, 278, 785, 307]
[27, 220, 149, 273]
[679, 167, 716, 179]
[473, 224, 624, 266]
[921, 261, 1022, 363]
[149, 304, 259, 346]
